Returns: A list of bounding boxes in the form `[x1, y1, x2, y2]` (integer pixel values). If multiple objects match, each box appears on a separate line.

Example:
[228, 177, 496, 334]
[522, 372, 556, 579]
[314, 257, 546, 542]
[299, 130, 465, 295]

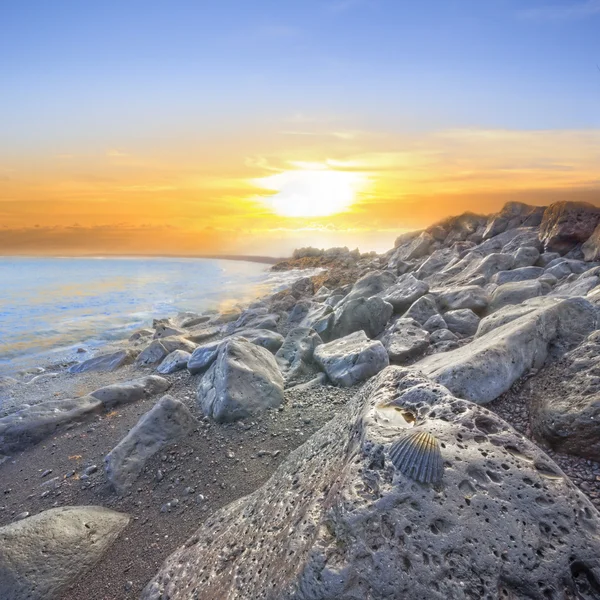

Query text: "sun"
[254, 169, 365, 217]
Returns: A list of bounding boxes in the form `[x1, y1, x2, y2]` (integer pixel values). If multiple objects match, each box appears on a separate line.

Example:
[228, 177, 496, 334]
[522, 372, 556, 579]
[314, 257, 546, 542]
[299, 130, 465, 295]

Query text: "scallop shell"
[389, 429, 443, 484]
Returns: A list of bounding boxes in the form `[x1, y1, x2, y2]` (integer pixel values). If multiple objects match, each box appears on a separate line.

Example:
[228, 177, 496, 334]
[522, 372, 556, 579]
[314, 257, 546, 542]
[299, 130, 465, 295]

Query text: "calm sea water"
[0, 257, 307, 376]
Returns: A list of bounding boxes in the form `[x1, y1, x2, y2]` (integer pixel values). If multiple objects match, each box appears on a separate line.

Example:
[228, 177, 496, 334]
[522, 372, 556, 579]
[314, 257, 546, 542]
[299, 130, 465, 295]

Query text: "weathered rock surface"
[234, 328, 285, 353]
[444, 308, 480, 337]
[156, 350, 191, 374]
[143, 367, 600, 600]
[380, 318, 430, 363]
[187, 339, 223, 374]
[231, 308, 280, 332]
[582, 222, 600, 261]
[377, 274, 428, 313]
[418, 296, 596, 403]
[539, 201, 600, 254]
[491, 266, 544, 285]
[68, 349, 137, 374]
[512, 245, 540, 268]
[314, 330, 389, 386]
[154, 323, 186, 339]
[105, 395, 196, 495]
[343, 270, 396, 303]
[329, 296, 393, 340]
[404, 295, 439, 324]
[275, 327, 323, 383]
[90, 375, 171, 409]
[483, 201, 544, 239]
[488, 280, 547, 313]
[435, 285, 489, 313]
[197, 338, 284, 422]
[529, 331, 600, 461]
[0, 506, 129, 600]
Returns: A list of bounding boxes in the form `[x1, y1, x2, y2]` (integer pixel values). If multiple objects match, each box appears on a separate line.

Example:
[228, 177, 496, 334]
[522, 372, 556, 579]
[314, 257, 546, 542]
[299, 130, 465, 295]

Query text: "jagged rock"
[324, 294, 345, 308]
[298, 302, 334, 336]
[329, 296, 393, 340]
[343, 270, 396, 303]
[582, 222, 600, 261]
[378, 274, 429, 313]
[68, 349, 137, 374]
[379, 318, 430, 363]
[142, 367, 600, 600]
[271, 293, 297, 313]
[538, 272, 558, 287]
[418, 296, 596, 403]
[0, 506, 129, 600]
[537, 251, 562, 267]
[443, 309, 480, 337]
[290, 277, 315, 299]
[467, 252, 514, 282]
[154, 324, 186, 339]
[488, 280, 547, 313]
[234, 329, 285, 353]
[422, 314, 447, 332]
[179, 315, 211, 328]
[197, 338, 284, 422]
[491, 266, 544, 285]
[159, 336, 197, 354]
[90, 375, 171, 409]
[136, 341, 169, 366]
[129, 328, 153, 342]
[404, 295, 439, 325]
[105, 395, 196, 495]
[539, 201, 600, 254]
[430, 328, 458, 343]
[545, 261, 572, 280]
[187, 340, 223, 374]
[529, 331, 600, 461]
[551, 275, 600, 297]
[276, 327, 323, 383]
[231, 308, 280, 332]
[415, 247, 458, 279]
[435, 212, 486, 245]
[483, 201, 544, 239]
[512, 246, 540, 268]
[185, 325, 221, 344]
[435, 285, 489, 314]
[314, 331, 388, 386]
[313, 286, 331, 301]
[156, 350, 191, 374]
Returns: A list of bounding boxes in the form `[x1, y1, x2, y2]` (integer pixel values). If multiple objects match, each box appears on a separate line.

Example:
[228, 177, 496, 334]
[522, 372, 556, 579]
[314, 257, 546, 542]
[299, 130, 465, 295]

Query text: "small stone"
[40, 469, 52, 478]
[83, 465, 98, 476]
[15, 511, 30, 520]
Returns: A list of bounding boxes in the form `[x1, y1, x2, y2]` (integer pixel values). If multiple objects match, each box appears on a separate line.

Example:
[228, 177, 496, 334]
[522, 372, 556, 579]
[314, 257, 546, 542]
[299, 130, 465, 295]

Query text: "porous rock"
[275, 327, 323, 383]
[404, 295, 439, 325]
[142, 367, 600, 600]
[329, 296, 393, 340]
[378, 274, 429, 313]
[342, 270, 396, 303]
[105, 395, 196, 495]
[443, 309, 480, 338]
[379, 318, 430, 363]
[0, 506, 129, 600]
[488, 280, 547, 313]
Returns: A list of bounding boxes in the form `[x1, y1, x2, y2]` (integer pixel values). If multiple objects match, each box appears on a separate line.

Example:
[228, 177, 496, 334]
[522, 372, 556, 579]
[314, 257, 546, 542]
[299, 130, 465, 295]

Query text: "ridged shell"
[389, 429, 443, 484]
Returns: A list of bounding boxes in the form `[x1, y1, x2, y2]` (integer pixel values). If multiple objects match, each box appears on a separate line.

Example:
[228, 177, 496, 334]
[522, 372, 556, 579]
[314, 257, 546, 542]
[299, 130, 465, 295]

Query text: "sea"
[0, 256, 312, 377]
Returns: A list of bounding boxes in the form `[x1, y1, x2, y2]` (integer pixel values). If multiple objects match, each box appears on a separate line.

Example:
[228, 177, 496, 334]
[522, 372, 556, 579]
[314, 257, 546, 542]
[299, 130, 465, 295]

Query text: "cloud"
[106, 149, 128, 157]
[519, 0, 600, 20]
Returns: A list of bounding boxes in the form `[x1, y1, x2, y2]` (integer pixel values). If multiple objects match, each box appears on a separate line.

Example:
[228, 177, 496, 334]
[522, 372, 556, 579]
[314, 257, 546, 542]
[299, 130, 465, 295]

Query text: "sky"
[1, 0, 599, 256]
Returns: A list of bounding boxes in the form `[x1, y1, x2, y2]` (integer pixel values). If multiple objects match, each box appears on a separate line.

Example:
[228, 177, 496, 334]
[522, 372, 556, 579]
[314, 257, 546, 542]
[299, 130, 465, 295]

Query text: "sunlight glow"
[255, 169, 366, 217]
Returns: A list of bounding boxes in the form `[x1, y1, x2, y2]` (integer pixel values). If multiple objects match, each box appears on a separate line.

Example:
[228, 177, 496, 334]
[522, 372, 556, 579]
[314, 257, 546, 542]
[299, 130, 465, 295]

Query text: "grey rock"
[444, 309, 480, 337]
[154, 324, 186, 339]
[482, 201, 544, 239]
[582, 222, 600, 261]
[403, 295, 439, 325]
[422, 314, 447, 332]
[136, 341, 169, 366]
[233, 329, 285, 353]
[551, 275, 600, 297]
[313, 331, 388, 386]
[380, 318, 430, 363]
[391, 231, 434, 261]
[329, 296, 393, 340]
[68, 349, 137, 374]
[129, 328, 154, 342]
[275, 327, 323, 383]
[435, 285, 489, 313]
[378, 274, 429, 313]
[185, 325, 221, 344]
[231, 308, 280, 332]
[512, 245, 540, 268]
[488, 280, 547, 313]
[156, 350, 191, 374]
[142, 367, 600, 600]
[187, 340, 223, 375]
[538, 272, 558, 287]
[491, 266, 544, 285]
[105, 395, 196, 495]
[430, 328, 458, 343]
[0, 506, 129, 600]
[197, 338, 284, 422]
[539, 200, 600, 254]
[536, 251, 562, 267]
[90, 375, 171, 409]
[545, 261, 572, 280]
[343, 270, 396, 303]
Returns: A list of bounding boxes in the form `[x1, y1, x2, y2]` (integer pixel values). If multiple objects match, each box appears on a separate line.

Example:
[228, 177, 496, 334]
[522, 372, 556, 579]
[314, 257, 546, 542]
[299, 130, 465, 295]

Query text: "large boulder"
[275, 327, 323, 383]
[137, 337, 196, 366]
[68, 349, 137, 374]
[378, 274, 429, 313]
[539, 201, 600, 254]
[0, 506, 129, 600]
[512, 246, 540, 268]
[105, 395, 196, 495]
[187, 339, 223, 374]
[89, 375, 170, 408]
[444, 308, 480, 337]
[582, 222, 600, 261]
[392, 231, 434, 261]
[234, 328, 285, 353]
[230, 308, 280, 332]
[314, 330, 389, 386]
[156, 349, 191, 374]
[435, 285, 489, 314]
[417, 296, 597, 403]
[488, 280, 547, 313]
[529, 331, 600, 461]
[491, 266, 544, 285]
[197, 338, 284, 422]
[404, 295, 439, 325]
[329, 297, 393, 340]
[142, 367, 600, 600]
[343, 270, 396, 303]
[483, 201, 544, 239]
[379, 318, 430, 363]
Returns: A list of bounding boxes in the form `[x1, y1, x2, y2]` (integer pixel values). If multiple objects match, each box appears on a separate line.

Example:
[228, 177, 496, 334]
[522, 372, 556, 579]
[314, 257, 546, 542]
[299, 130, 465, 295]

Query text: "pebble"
[40, 469, 52, 478]
[15, 511, 30, 520]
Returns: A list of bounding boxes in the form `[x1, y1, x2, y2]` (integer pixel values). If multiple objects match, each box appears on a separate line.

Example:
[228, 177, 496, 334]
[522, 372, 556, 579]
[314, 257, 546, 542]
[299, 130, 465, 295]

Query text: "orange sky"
[2, 127, 599, 256]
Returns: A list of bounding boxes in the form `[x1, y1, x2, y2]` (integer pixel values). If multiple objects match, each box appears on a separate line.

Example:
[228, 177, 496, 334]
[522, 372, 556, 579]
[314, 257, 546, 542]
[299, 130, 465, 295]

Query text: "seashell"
[389, 429, 443, 484]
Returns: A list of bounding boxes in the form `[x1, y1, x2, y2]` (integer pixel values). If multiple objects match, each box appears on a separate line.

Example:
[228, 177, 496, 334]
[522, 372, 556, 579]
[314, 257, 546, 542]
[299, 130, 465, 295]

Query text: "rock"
[539, 201, 600, 254]
[403, 295, 439, 325]
[0, 506, 129, 600]
[380, 318, 430, 363]
[529, 331, 600, 461]
[488, 280, 547, 312]
[343, 270, 396, 303]
[443, 308, 480, 337]
[538, 272, 558, 287]
[552, 275, 599, 297]
[537, 251, 562, 267]
[313, 331, 388, 386]
[415, 247, 458, 279]
[154, 324, 186, 339]
[297, 302, 334, 336]
[233, 329, 285, 353]
[483, 201, 544, 239]
[197, 338, 284, 422]
[275, 327, 323, 383]
[392, 231, 434, 261]
[0, 396, 102, 453]
[231, 309, 280, 332]
[180, 315, 211, 328]
[582, 222, 600, 261]
[491, 266, 544, 285]
[90, 375, 171, 409]
[185, 325, 221, 344]
[159, 336, 197, 354]
[271, 293, 297, 313]
[136, 340, 169, 366]
[512, 246, 540, 268]
[142, 367, 600, 600]
[435, 285, 489, 314]
[313, 286, 331, 301]
[329, 296, 393, 340]
[290, 277, 315, 299]
[430, 328, 458, 343]
[156, 350, 191, 374]
[129, 328, 154, 342]
[68, 349, 137, 374]
[467, 252, 514, 282]
[422, 314, 447, 332]
[105, 395, 196, 495]
[418, 296, 597, 403]
[378, 274, 429, 313]
[187, 340, 223, 375]
[545, 260, 572, 280]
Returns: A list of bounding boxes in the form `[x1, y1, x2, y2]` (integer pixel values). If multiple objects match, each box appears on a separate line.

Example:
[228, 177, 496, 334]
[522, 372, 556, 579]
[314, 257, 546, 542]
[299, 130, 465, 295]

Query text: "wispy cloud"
[519, 0, 600, 20]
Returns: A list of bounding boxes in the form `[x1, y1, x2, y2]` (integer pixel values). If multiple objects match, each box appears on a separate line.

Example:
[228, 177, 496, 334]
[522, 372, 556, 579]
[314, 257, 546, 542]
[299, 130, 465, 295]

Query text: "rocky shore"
[3, 199, 600, 599]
